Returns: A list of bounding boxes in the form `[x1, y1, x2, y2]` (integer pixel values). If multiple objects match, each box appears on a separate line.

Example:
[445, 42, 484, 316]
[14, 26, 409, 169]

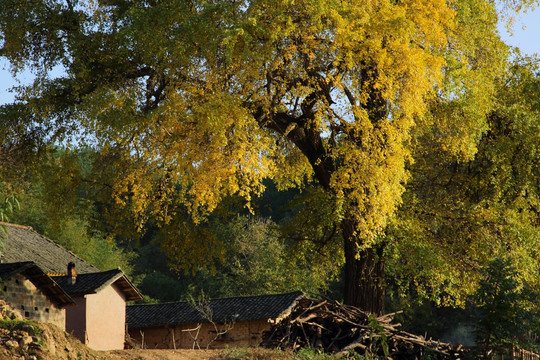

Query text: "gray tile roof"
[0, 223, 98, 274]
[0, 261, 75, 307]
[126, 291, 304, 330]
[52, 269, 143, 301]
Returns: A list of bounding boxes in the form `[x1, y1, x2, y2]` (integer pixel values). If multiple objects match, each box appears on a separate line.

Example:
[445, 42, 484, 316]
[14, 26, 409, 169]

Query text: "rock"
[15, 330, 29, 338]
[20, 335, 34, 347]
[5, 339, 19, 349]
[45, 334, 56, 356]
[27, 356, 38, 360]
[22, 324, 34, 333]
[6, 309, 23, 320]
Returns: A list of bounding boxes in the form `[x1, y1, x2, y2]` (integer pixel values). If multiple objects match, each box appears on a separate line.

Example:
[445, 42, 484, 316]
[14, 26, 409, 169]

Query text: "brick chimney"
[67, 262, 77, 284]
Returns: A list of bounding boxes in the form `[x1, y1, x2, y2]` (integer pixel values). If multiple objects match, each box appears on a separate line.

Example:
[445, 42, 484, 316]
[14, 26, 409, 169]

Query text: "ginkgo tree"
[0, 0, 534, 313]
[386, 56, 540, 308]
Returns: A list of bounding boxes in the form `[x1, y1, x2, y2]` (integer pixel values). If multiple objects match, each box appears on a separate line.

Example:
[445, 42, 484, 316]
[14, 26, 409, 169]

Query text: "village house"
[0, 223, 142, 351]
[52, 265, 143, 351]
[0, 261, 74, 328]
[0, 223, 305, 351]
[126, 291, 304, 349]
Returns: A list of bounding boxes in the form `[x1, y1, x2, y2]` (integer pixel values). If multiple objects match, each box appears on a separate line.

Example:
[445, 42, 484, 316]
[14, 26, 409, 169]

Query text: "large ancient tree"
[0, 0, 530, 313]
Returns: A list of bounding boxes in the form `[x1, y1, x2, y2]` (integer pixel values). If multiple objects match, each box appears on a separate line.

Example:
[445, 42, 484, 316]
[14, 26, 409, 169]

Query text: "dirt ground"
[2, 318, 227, 360]
[0, 300, 236, 360]
[107, 349, 223, 360]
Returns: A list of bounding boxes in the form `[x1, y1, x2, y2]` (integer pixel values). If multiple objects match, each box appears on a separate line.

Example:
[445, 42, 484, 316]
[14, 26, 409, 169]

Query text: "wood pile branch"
[260, 298, 467, 359]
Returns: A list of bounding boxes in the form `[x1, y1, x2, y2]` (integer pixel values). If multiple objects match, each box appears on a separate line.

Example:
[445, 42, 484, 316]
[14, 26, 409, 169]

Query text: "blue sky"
[501, 8, 540, 55]
[1, 8, 539, 105]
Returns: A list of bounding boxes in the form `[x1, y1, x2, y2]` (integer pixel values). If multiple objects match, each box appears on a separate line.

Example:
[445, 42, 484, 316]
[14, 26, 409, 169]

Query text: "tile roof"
[126, 291, 304, 330]
[52, 269, 143, 301]
[0, 223, 98, 274]
[0, 261, 75, 307]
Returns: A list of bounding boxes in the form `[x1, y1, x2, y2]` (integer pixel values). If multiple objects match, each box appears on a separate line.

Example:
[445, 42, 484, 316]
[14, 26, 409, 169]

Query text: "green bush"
[474, 257, 539, 349]
[0, 319, 43, 337]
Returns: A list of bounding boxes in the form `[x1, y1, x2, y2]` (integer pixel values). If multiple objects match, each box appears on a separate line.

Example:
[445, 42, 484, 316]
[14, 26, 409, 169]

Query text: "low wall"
[129, 319, 270, 349]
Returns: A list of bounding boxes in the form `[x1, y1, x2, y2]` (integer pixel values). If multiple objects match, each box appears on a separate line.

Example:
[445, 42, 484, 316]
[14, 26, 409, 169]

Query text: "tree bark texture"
[341, 218, 385, 315]
[259, 105, 387, 314]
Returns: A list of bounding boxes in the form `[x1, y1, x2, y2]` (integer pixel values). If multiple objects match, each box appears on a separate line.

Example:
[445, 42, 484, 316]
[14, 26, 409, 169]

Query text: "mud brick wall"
[1, 274, 65, 329]
[130, 319, 271, 349]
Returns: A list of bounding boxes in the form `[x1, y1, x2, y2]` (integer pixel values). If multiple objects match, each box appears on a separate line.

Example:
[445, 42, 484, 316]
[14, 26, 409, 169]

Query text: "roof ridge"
[211, 291, 304, 302]
[0, 260, 35, 266]
[93, 271, 125, 294]
[127, 300, 189, 307]
[51, 268, 122, 277]
[0, 222, 33, 230]
[81, 268, 122, 275]
[2, 223, 99, 272]
[47, 272, 65, 276]
[127, 291, 304, 308]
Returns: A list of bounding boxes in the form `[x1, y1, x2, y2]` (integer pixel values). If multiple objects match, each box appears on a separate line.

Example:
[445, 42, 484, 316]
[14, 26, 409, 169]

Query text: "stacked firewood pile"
[260, 298, 468, 359]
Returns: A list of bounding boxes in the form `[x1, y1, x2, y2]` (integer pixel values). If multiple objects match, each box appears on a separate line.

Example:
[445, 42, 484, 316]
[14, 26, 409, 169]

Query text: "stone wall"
[1, 274, 65, 329]
[129, 319, 271, 349]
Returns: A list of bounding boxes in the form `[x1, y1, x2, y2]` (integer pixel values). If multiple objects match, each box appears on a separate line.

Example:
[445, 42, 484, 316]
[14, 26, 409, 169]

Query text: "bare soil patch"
[0, 300, 224, 360]
[107, 349, 222, 360]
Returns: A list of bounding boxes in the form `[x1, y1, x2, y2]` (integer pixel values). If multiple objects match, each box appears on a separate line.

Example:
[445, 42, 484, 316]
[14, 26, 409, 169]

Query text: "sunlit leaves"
[2, 0, 534, 305]
[1, 0, 457, 232]
[388, 59, 540, 305]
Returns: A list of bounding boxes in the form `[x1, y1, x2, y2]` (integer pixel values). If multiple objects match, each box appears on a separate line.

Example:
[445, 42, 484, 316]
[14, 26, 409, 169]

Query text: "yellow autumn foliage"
[2, 0, 535, 309]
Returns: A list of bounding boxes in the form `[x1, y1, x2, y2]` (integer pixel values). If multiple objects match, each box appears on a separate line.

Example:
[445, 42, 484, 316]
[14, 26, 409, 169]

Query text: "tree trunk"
[342, 218, 385, 315]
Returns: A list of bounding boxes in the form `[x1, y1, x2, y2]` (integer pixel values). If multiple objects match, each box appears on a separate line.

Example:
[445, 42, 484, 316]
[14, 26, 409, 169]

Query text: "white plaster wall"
[85, 284, 126, 350]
